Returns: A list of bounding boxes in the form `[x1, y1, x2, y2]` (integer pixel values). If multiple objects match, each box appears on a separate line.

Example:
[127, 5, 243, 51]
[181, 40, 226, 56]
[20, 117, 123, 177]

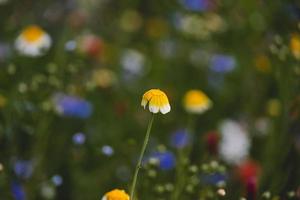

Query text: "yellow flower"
[290, 34, 300, 60]
[92, 68, 116, 88]
[254, 55, 271, 73]
[102, 189, 130, 200]
[0, 95, 6, 108]
[267, 99, 281, 117]
[141, 89, 171, 114]
[15, 25, 51, 57]
[183, 89, 212, 114]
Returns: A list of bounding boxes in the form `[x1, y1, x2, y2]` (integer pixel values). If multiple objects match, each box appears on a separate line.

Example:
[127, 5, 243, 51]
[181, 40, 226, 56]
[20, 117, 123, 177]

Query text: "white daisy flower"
[218, 119, 251, 165]
[15, 25, 52, 57]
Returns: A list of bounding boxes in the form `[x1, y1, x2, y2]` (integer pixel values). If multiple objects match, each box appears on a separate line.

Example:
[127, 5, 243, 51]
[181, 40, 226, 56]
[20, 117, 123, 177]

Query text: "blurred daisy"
[15, 25, 51, 57]
[141, 89, 171, 114]
[121, 49, 145, 77]
[183, 89, 212, 114]
[102, 189, 129, 200]
[219, 120, 250, 165]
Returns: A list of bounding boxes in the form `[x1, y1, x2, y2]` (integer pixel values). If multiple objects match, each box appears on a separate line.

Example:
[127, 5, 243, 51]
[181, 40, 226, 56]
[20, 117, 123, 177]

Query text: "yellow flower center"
[22, 25, 44, 42]
[105, 189, 130, 200]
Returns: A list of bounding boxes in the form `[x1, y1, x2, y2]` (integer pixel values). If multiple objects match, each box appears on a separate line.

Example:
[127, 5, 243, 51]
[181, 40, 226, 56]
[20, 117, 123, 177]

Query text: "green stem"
[130, 114, 155, 200]
[172, 114, 196, 200]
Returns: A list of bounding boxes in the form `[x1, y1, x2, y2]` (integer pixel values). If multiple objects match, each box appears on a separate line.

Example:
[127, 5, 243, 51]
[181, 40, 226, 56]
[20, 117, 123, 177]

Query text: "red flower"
[237, 159, 260, 184]
[205, 131, 219, 155]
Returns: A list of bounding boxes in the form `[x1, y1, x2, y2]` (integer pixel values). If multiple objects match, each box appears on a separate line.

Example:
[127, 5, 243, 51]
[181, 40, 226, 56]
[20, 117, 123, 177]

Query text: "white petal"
[141, 99, 148, 109]
[15, 34, 51, 57]
[101, 196, 107, 200]
[186, 104, 210, 114]
[149, 105, 159, 113]
[160, 104, 171, 114]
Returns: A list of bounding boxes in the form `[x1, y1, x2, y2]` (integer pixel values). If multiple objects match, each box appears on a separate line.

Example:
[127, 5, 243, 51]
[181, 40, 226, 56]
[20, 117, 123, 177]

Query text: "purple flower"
[53, 93, 92, 119]
[170, 129, 191, 149]
[210, 54, 236, 73]
[150, 151, 176, 170]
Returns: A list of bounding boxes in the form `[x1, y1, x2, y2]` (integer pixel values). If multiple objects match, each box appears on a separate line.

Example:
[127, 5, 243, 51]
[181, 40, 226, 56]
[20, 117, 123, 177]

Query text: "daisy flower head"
[183, 89, 212, 114]
[15, 25, 52, 57]
[141, 89, 171, 114]
[102, 189, 130, 200]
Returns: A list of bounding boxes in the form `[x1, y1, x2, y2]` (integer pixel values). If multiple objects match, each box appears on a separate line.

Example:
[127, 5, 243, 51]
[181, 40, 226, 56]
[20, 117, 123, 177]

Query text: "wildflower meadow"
[0, 0, 300, 199]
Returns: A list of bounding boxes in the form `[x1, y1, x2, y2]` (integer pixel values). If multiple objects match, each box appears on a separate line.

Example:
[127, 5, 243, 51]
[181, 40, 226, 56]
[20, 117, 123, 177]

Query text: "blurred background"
[0, 0, 300, 199]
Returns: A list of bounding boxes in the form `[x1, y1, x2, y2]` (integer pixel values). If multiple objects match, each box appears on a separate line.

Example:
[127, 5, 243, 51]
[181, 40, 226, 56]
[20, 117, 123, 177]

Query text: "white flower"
[15, 25, 52, 57]
[121, 49, 145, 75]
[218, 119, 250, 165]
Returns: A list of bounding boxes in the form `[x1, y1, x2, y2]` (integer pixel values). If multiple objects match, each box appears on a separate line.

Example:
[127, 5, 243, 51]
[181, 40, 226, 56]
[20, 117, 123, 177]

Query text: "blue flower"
[201, 172, 227, 185]
[13, 160, 33, 179]
[53, 93, 92, 119]
[170, 129, 191, 149]
[51, 175, 63, 186]
[11, 181, 25, 200]
[101, 145, 114, 156]
[180, 0, 212, 12]
[72, 132, 86, 145]
[150, 151, 176, 170]
[210, 54, 236, 73]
